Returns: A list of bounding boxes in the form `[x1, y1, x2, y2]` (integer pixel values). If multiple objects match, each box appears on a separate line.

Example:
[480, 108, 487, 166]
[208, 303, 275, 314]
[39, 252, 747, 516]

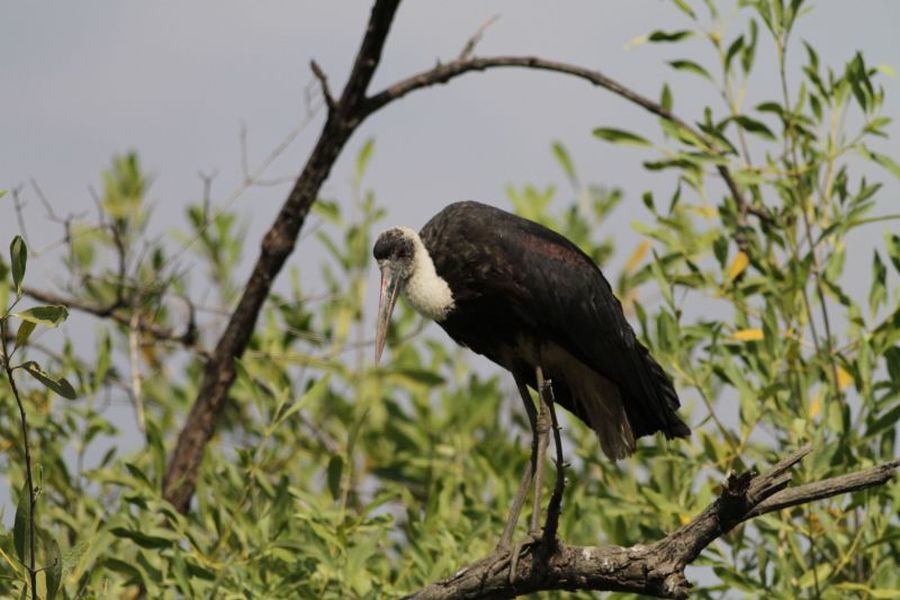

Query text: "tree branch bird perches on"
[373, 200, 690, 547]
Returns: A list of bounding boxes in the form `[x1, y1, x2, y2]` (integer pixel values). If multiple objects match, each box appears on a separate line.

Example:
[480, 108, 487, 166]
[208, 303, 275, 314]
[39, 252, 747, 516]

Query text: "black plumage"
[417, 201, 689, 455]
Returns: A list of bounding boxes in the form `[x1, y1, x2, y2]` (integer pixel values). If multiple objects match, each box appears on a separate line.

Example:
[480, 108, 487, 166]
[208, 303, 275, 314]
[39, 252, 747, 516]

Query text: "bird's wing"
[494, 212, 690, 440]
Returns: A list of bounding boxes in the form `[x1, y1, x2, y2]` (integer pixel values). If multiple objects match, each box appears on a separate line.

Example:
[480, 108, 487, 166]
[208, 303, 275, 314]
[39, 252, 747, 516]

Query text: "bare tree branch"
[162, 0, 403, 514]
[403, 447, 898, 600]
[363, 55, 775, 236]
[22, 286, 206, 357]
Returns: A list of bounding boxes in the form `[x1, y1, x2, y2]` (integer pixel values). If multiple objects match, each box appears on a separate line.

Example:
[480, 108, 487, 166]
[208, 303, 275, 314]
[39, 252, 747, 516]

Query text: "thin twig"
[458, 14, 500, 60]
[310, 60, 337, 111]
[198, 170, 218, 224]
[240, 122, 251, 184]
[11, 185, 30, 246]
[22, 286, 208, 357]
[128, 310, 147, 434]
[0, 319, 38, 599]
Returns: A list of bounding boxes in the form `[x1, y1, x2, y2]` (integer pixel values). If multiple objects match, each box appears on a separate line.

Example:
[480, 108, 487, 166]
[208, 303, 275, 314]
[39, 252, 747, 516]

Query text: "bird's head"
[373, 227, 418, 364]
[373, 226, 453, 364]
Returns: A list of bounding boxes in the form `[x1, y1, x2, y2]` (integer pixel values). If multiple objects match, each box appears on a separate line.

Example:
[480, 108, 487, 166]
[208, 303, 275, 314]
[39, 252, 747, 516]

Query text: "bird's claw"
[507, 531, 542, 583]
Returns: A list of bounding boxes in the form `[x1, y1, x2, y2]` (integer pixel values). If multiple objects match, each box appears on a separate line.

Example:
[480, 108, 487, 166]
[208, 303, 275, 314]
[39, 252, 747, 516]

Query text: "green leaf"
[668, 59, 713, 81]
[713, 236, 728, 268]
[44, 534, 62, 600]
[592, 127, 652, 147]
[13, 305, 69, 328]
[551, 141, 577, 185]
[278, 374, 330, 425]
[103, 557, 143, 580]
[660, 119, 707, 148]
[797, 562, 833, 589]
[846, 52, 872, 112]
[10, 235, 26, 296]
[390, 368, 445, 386]
[887, 233, 900, 274]
[355, 138, 375, 183]
[109, 526, 175, 549]
[21, 361, 77, 399]
[870, 151, 900, 179]
[327, 455, 343, 501]
[660, 83, 673, 112]
[725, 35, 744, 74]
[867, 397, 900, 440]
[626, 29, 694, 48]
[803, 40, 819, 72]
[870, 251, 887, 314]
[670, 0, 696, 19]
[14, 321, 36, 352]
[755, 101, 784, 116]
[312, 199, 341, 224]
[648, 29, 694, 43]
[13, 486, 31, 566]
[742, 19, 758, 73]
[731, 115, 776, 140]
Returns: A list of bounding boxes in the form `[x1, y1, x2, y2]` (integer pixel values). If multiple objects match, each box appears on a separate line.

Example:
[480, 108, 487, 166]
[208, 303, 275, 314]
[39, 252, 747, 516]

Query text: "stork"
[373, 200, 689, 547]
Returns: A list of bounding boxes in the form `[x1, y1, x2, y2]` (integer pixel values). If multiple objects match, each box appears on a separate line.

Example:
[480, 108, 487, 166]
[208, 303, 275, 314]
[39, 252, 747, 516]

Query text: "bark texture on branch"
[404, 447, 899, 600]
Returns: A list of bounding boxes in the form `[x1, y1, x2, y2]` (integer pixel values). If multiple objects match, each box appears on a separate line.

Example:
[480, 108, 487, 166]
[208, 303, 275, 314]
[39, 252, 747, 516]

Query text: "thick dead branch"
[404, 446, 898, 600]
[162, 0, 403, 513]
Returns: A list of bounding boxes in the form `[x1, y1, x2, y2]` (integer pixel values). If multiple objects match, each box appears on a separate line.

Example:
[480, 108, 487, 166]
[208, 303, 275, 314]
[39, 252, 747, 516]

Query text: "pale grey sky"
[3, 2, 897, 254]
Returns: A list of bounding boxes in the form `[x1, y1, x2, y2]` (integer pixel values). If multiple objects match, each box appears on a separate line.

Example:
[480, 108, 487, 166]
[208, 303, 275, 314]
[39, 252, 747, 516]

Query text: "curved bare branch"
[404, 447, 899, 600]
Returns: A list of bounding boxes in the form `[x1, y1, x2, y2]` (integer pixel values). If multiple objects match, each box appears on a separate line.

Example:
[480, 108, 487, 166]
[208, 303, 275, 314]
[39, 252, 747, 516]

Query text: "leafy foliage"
[0, 1, 897, 598]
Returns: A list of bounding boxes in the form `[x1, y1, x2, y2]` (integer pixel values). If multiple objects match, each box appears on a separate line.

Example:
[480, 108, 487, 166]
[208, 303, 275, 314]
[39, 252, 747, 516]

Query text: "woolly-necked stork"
[373, 200, 689, 545]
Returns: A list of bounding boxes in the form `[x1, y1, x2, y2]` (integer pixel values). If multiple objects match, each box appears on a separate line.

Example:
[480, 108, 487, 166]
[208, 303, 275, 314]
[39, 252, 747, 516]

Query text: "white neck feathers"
[403, 231, 454, 321]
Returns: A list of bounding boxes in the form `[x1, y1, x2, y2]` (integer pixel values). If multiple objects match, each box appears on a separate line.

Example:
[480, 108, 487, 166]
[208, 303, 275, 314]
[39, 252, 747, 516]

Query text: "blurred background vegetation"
[1, 1, 898, 598]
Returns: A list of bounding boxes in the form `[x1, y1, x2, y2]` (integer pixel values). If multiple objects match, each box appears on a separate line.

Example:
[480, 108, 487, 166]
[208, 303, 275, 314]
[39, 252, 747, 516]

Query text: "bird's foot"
[506, 531, 542, 584]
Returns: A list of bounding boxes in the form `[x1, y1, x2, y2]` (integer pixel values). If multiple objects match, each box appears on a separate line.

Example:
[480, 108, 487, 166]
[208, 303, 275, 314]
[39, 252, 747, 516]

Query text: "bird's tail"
[627, 345, 691, 440]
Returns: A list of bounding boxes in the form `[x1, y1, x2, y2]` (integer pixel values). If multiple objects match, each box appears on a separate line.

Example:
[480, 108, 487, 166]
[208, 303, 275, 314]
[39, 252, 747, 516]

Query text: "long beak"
[375, 264, 402, 364]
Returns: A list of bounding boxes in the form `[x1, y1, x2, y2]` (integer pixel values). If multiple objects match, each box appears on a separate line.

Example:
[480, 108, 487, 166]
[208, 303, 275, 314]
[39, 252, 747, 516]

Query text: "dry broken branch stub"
[310, 60, 336, 112]
[403, 446, 898, 600]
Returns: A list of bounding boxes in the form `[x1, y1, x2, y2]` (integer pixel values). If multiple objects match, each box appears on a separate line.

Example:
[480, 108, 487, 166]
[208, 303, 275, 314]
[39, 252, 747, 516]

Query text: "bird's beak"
[375, 264, 402, 364]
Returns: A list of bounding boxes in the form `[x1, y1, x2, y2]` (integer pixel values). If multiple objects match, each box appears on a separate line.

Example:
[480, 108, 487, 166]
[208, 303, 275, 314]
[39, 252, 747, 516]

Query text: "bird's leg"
[501, 371, 550, 583]
[497, 375, 539, 550]
[542, 386, 566, 548]
[529, 365, 552, 536]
